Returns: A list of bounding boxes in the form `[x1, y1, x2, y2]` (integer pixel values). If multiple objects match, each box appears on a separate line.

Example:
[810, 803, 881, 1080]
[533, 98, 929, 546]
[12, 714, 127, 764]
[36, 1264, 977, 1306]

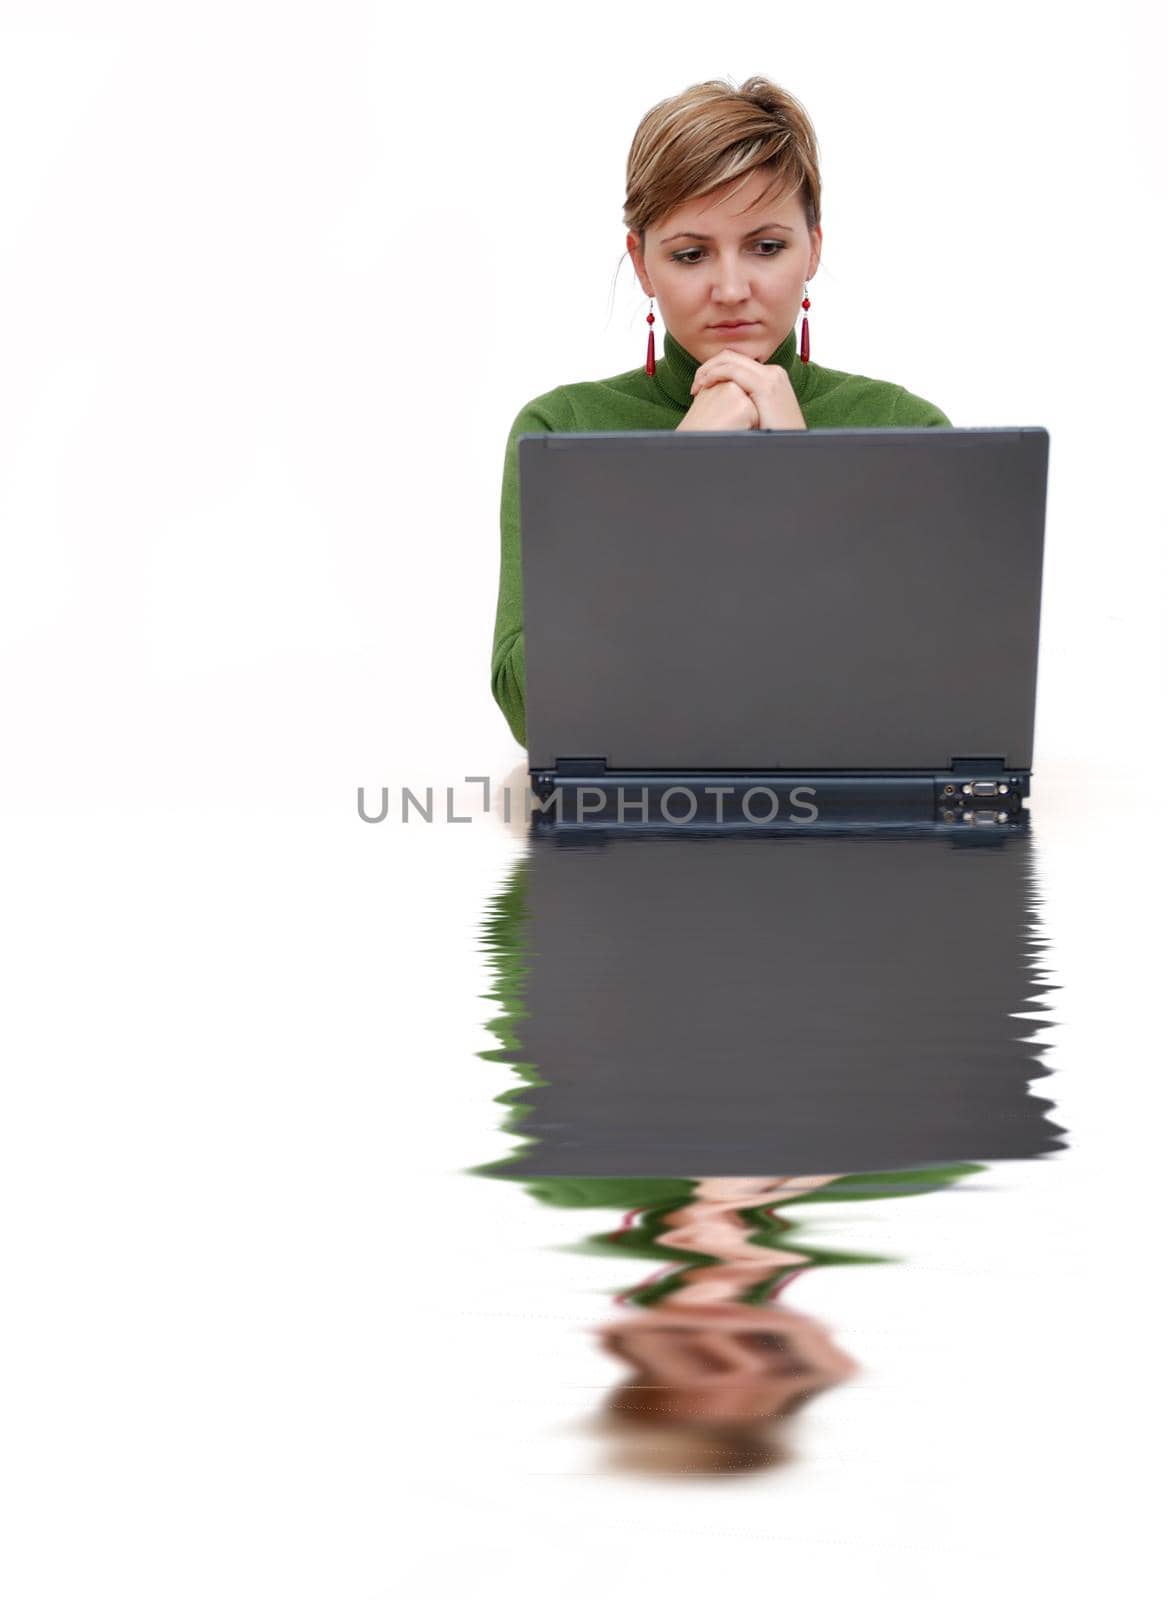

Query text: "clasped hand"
[687, 346, 807, 431]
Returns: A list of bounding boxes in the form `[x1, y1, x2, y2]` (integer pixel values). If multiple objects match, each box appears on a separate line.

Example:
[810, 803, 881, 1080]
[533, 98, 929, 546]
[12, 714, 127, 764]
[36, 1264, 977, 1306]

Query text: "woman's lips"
[710, 321, 758, 333]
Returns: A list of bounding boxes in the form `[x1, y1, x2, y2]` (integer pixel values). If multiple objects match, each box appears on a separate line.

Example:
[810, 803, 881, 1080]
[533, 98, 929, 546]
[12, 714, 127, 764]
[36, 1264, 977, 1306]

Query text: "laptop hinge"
[950, 755, 1008, 773]
[554, 756, 607, 777]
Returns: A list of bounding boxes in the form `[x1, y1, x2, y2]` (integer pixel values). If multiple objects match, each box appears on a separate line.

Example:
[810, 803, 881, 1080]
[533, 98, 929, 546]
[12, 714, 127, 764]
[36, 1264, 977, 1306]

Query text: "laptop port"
[963, 780, 1007, 796]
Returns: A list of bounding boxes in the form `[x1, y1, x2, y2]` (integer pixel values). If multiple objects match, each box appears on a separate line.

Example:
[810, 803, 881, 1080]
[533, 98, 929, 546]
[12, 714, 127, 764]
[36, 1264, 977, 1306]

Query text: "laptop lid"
[518, 428, 1048, 773]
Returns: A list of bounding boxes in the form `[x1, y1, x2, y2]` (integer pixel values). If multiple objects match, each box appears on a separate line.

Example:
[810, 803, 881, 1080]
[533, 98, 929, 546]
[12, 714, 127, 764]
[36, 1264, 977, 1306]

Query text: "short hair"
[623, 75, 822, 240]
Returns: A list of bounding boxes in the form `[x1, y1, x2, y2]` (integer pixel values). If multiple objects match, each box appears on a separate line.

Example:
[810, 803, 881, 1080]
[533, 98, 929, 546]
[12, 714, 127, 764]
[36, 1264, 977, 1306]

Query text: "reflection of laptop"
[479, 826, 1062, 1177]
[518, 428, 1048, 828]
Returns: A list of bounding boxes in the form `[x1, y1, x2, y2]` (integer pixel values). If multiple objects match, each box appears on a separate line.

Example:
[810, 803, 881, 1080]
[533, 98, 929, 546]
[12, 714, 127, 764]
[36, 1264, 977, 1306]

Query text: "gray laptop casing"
[518, 428, 1048, 775]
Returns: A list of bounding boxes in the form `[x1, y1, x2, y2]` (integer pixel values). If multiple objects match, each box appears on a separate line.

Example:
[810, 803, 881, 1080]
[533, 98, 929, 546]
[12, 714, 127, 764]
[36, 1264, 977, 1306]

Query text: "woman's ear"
[627, 230, 653, 297]
[808, 223, 823, 280]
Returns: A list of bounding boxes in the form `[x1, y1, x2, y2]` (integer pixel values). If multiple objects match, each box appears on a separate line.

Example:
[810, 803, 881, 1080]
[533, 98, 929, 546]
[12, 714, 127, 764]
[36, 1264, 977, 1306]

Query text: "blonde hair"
[623, 75, 822, 239]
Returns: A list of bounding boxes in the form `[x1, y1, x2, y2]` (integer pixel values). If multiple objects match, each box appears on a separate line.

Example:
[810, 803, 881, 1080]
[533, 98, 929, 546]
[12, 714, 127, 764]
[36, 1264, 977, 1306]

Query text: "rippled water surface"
[4, 788, 1161, 1596]
[476, 824, 1061, 1475]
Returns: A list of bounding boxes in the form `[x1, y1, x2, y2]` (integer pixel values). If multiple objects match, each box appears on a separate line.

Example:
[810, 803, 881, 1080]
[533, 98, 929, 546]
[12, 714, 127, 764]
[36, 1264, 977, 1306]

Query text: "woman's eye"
[671, 241, 787, 265]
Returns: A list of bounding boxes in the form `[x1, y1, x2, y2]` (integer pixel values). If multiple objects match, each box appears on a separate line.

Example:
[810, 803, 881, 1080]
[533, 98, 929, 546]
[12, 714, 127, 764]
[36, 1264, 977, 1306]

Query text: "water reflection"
[476, 824, 1063, 1474]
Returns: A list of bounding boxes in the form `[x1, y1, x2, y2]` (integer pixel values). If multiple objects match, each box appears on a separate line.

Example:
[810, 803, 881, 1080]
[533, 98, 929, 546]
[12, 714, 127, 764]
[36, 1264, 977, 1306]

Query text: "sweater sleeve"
[490, 393, 564, 747]
[891, 384, 952, 428]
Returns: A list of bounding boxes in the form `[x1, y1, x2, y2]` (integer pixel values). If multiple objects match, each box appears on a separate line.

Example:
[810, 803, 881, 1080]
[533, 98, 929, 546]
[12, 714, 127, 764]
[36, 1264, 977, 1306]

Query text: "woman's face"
[628, 167, 822, 365]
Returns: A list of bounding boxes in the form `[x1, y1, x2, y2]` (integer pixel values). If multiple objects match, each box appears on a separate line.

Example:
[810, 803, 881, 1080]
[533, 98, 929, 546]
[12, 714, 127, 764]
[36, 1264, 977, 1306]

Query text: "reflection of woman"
[596, 1176, 858, 1474]
[491, 75, 952, 746]
[507, 1168, 982, 1476]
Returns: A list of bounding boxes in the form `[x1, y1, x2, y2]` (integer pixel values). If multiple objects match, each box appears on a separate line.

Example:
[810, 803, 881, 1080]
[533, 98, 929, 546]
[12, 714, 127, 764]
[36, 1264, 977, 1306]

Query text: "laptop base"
[528, 767, 1030, 829]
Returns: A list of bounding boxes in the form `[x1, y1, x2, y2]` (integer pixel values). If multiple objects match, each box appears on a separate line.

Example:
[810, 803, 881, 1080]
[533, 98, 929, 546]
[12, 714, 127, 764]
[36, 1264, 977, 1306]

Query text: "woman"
[491, 75, 951, 748]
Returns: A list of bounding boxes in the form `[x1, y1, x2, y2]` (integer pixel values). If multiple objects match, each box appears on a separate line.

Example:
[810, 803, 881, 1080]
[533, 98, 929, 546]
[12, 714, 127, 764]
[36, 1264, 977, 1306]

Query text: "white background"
[1, 2, 1165, 1596]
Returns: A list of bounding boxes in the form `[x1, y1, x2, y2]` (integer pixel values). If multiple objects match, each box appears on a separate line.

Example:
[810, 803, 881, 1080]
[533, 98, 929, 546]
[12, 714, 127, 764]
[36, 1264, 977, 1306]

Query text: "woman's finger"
[692, 355, 772, 396]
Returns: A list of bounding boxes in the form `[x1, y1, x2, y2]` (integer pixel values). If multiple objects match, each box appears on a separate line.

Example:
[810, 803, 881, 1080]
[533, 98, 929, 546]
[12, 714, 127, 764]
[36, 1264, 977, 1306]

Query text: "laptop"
[518, 427, 1049, 828]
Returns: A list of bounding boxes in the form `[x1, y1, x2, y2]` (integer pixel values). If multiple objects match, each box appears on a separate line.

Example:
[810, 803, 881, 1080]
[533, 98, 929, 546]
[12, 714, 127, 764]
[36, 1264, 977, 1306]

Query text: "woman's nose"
[712, 271, 750, 301]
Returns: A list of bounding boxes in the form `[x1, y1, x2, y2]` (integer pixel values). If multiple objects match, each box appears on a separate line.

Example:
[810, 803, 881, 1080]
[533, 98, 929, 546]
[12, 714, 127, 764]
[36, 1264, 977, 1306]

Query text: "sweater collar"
[654, 324, 805, 411]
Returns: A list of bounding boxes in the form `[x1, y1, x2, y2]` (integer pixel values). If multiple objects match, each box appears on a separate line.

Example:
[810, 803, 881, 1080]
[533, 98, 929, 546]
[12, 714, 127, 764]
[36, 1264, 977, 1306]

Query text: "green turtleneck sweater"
[490, 325, 952, 748]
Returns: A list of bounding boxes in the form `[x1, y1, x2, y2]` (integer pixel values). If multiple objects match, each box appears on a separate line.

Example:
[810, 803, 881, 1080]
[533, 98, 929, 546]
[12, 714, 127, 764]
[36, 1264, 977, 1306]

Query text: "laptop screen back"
[519, 428, 1048, 772]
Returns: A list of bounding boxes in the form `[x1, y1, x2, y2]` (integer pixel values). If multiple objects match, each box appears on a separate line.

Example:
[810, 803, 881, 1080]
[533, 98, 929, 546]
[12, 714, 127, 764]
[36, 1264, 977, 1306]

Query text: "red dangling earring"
[645, 296, 656, 375]
[799, 283, 811, 364]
